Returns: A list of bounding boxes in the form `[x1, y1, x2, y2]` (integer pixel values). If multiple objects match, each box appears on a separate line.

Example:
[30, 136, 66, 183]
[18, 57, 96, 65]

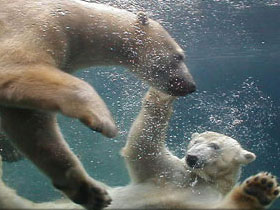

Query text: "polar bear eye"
[209, 143, 220, 150]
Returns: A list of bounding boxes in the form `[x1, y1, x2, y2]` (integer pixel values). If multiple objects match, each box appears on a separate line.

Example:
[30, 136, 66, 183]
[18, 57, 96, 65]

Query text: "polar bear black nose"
[186, 155, 199, 168]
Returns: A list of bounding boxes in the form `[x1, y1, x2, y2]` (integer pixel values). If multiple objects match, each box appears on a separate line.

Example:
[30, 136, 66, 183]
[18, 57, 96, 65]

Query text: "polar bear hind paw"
[75, 182, 112, 210]
[243, 172, 280, 206]
[54, 180, 112, 210]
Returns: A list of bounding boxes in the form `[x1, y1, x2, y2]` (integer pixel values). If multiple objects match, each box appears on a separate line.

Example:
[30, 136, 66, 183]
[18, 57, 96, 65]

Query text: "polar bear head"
[121, 12, 196, 96]
[185, 131, 256, 192]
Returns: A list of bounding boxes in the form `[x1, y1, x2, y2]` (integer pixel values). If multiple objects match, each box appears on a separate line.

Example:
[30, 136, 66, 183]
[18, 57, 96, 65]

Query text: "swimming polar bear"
[0, 0, 196, 209]
[0, 88, 279, 209]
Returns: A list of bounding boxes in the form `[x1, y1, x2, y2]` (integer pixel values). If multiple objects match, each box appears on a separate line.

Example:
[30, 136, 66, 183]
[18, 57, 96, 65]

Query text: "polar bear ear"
[137, 11, 149, 25]
[236, 149, 256, 165]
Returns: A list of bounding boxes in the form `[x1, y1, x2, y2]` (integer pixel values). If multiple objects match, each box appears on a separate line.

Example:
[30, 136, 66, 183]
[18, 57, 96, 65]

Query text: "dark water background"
[3, 0, 280, 208]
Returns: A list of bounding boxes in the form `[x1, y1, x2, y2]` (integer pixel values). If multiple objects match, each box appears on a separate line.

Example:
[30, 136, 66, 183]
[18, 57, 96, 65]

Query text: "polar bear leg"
[122, 88, 177, 183]
[0, 107, 111, 210]
[0, 154, 84, 209]
[0, 63, 117, 138]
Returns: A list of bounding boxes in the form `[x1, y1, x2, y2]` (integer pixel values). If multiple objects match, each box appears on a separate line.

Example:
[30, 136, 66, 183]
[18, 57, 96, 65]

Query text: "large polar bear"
[0, 0, 196, 209]
[0, 88, 279, 209]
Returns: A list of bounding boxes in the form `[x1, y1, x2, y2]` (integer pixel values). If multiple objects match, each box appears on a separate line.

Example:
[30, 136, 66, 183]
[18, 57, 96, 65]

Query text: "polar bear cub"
[0, 0, 196, 209]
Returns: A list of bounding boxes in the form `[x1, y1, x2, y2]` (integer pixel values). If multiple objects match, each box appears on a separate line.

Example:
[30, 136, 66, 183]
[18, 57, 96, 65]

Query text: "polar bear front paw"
[243, 172, 280, 207]
[80, 113, 118, 138]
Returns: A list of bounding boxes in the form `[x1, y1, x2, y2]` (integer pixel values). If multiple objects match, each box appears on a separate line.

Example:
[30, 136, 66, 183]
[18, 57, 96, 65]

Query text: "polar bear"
[0, 0, 196, 209]
[0, 88, 279, 209]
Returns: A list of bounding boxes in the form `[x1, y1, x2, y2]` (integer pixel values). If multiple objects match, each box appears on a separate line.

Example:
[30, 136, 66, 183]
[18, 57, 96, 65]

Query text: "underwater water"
[2, 0, 280, 209]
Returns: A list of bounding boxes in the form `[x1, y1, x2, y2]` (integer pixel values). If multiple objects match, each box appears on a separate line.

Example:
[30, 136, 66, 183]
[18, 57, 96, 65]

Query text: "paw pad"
[243, 172, 280, 206]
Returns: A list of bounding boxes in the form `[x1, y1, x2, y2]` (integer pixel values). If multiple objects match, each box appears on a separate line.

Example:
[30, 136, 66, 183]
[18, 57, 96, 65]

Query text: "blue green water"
[3, 0, 280, 208]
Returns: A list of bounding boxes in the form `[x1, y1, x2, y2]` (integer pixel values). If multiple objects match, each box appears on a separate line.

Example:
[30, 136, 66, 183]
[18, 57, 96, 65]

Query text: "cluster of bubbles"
[86, 0, 278, 52]
[167, 77, 279, 158]
[95, 68, 148, 139]
[79, 64, 279, 166]
[210, 0, 280, 7]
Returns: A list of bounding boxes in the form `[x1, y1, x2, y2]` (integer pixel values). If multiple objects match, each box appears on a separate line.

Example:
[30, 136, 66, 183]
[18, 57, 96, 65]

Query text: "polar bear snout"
[168, 76, 196, 96]
[186, 155, 198, 168]
[186, 155, 204, 168]
[167, 63, 196, 96]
